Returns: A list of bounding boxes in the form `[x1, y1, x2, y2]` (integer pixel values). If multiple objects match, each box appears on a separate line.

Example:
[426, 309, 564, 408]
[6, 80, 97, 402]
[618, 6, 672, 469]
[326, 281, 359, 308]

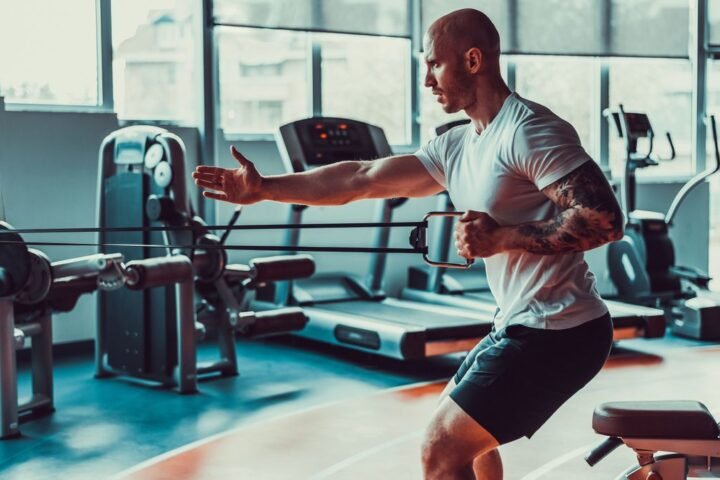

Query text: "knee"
[421, 426, 452, 477]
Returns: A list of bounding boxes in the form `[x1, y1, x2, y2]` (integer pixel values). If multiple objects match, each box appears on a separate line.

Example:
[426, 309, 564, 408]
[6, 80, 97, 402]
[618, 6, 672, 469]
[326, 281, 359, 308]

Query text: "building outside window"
[112, 0, 198, 123]
[217, 27, 309, 135]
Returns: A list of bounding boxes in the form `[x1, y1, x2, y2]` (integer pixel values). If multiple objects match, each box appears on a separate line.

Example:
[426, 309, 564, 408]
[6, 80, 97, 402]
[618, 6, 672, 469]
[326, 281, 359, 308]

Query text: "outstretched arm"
[192, 146, 443, 206]
[455, 161, 624, 258]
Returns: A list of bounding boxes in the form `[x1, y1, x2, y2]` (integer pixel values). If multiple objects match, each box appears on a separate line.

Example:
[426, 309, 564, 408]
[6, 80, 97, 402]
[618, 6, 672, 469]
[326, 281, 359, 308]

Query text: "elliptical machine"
[606, 107, 720, 340]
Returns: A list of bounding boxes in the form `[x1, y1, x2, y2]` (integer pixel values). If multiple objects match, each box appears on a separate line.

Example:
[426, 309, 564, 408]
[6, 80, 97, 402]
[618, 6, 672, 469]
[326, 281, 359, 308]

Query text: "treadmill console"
[276, 118, 393, 173]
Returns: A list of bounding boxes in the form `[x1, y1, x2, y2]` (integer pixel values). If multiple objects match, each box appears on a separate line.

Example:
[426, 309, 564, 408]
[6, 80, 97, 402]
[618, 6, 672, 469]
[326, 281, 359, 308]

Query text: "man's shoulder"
[509, 94, 567, 129]
[443, 122, 471, 140]
[431, 122, 471, 153]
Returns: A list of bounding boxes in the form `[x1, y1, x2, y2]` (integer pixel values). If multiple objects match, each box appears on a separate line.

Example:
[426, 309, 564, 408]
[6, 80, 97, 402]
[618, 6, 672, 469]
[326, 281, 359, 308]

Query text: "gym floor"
[2, 332, 718, 480]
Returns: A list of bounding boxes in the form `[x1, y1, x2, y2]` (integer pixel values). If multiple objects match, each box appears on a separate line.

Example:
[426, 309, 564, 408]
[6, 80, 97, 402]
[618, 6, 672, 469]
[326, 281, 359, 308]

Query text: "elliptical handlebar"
[220, 206, 242, 245]
[665, 115, 720, 225]
[665, 131, 676, 161]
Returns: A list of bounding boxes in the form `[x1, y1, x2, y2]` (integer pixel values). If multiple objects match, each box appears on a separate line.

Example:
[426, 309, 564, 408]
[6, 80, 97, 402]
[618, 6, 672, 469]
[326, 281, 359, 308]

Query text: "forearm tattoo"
[515, 161, 624, 254]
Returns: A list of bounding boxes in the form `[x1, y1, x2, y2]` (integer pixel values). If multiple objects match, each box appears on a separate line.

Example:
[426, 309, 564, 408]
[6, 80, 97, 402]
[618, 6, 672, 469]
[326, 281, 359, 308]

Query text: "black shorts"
[450, 313, 613, 445]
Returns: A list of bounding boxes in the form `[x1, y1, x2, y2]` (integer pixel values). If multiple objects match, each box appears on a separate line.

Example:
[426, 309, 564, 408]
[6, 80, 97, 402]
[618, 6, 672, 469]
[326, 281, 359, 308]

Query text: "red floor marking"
[116, 346, 720, 480]
[117, 381, 444, 480]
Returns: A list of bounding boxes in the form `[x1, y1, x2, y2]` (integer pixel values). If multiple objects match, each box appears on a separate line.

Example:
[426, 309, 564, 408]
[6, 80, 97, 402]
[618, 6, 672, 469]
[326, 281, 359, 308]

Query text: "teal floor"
[0, 335, 463, 480]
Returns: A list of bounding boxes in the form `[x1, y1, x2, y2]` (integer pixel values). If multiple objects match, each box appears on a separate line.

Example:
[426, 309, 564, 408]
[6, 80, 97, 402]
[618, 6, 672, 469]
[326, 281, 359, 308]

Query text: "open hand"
[192, 146, 265, 205]
[454, 210, 504, 259]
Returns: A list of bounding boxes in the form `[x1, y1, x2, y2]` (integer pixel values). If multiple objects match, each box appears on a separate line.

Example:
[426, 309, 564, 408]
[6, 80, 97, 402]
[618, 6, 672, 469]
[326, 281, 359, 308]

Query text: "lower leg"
[424, 451, 502, 480]
[473, 449, 503, 480]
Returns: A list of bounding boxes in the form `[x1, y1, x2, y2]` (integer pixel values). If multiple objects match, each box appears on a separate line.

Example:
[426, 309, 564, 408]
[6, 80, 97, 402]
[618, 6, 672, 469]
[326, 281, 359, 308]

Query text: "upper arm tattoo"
[516, 161, 624, 254]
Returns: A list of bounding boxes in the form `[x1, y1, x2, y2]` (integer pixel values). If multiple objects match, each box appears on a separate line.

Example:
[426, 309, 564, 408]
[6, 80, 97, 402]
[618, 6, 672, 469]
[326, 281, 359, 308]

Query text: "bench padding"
[592, 401, 720, 439]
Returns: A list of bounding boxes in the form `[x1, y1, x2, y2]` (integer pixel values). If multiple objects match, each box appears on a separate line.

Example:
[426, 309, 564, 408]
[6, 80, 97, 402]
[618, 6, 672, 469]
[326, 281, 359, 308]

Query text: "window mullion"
[97, 0, 113, 110]
[692, 0, 709, 173]
[409, 0, 421, 147]
[310, 39, 322, 117]
[598, 61, 610, 171]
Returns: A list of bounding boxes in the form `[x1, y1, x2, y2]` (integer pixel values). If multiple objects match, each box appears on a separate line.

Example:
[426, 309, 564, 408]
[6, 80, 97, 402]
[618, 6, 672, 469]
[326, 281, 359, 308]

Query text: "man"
[193, 8, 622, 480]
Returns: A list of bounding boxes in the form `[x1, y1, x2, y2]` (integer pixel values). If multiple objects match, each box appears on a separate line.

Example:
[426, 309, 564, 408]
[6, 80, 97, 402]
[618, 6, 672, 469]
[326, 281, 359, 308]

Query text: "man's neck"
[466, 81, 512, 134]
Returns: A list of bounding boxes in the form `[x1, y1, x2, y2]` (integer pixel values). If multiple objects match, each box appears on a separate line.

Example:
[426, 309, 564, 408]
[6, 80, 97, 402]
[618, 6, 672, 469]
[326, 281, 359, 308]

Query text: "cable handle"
[414, 212, 474, 269]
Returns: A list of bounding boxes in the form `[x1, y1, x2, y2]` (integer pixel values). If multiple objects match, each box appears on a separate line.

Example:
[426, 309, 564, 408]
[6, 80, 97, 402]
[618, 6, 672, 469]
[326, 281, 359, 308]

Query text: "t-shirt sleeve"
[511, 116, 593, 190]
[414, 134, 448, 189]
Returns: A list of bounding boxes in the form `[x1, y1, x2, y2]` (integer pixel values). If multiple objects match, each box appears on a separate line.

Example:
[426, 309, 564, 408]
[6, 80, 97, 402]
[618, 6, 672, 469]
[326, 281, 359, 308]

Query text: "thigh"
[452, 329, 499, 385]
[449, 333, 533, 445]
[450, 314, 614, 445]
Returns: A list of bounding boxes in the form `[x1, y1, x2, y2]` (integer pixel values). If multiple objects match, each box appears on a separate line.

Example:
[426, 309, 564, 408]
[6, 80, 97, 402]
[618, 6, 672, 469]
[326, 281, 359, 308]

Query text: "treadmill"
[400, 120, 666, 341]
[263, 117, 494, 360]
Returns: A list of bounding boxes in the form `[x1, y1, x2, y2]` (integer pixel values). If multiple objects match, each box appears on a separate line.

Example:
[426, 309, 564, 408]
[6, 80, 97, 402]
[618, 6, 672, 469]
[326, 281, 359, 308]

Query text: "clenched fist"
[454, 210, 504, 259]
[192, 146, 265, 205]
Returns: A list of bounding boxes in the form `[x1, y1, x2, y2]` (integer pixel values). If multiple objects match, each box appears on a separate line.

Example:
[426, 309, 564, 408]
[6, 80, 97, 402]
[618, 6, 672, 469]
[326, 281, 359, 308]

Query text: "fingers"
[455, 241, 471, 260]
[195, 165, 225, 175]
[230, 145, 252, 167]
[195, 179, 224, 191]
[459, 210, 482, 222]
[192, 172, 221, 182]
[202, 191, 229, 202]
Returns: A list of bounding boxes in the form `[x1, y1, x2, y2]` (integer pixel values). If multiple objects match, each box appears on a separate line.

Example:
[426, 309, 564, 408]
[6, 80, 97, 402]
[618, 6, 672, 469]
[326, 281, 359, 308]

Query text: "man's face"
[423, 34, 473, 114]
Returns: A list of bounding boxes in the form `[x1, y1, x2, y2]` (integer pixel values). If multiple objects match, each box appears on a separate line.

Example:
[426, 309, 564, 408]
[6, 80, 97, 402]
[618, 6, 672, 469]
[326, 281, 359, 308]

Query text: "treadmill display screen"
[300, 119, 383, 166]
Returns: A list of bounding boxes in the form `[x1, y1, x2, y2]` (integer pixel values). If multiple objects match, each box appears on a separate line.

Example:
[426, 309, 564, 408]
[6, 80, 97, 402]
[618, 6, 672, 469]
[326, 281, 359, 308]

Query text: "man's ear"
[465, 47, 483, 74]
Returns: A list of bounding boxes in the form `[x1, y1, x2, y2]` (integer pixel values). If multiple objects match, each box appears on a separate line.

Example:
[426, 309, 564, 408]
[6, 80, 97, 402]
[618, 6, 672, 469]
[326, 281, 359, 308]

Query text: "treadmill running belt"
[317, 301, 490, 339]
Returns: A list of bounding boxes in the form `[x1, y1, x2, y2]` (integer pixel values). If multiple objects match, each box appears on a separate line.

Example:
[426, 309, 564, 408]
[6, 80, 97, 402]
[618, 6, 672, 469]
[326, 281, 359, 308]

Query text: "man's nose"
[424, 71, 435, 88]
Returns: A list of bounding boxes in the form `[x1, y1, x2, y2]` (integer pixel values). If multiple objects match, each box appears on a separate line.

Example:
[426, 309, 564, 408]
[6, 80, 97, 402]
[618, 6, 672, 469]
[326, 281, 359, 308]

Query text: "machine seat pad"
[593, 401, 719, 439]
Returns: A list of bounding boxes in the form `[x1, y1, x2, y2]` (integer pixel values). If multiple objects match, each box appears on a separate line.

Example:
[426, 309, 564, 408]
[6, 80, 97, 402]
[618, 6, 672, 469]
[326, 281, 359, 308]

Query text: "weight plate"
[144, 143, 165, 169]
[154, 161, 173, 189]
[0, 222, 31, 298]
[15, 249, 52, 305]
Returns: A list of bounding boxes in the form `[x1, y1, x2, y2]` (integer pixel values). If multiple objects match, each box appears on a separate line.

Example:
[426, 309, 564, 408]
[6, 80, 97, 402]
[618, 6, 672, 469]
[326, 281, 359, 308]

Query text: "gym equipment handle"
[584, 436, 624, 466]
[52, 253, 124, 280]
[250, 255, 316, 283]
[239, 307, 308, 337]
[125, 256, 194, 290]
[419, 212, 474, 269]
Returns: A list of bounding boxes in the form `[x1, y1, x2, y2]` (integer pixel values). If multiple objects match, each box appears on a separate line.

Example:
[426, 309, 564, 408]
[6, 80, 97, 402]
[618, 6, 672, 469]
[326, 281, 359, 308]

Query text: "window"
[214, 0, 411, 142]
[0, 0, 98, 106]
[320, 34, 411, 145]
[214, 0, 409, 37]
[421, 0, 688, 57]
[217, 28, 411, 144]
[516, 0, 601, 55]
[609, 0, 689, 58]
[608, 58, 693, 177]
[217, 27, 310, 134]
[514, 56, 597, 158]
[112, 0, 198, 123]
[421, 0, 510, 47]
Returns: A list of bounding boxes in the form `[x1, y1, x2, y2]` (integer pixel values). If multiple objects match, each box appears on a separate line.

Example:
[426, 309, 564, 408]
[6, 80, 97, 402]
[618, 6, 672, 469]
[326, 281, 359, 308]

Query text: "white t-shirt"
[415, 92, 608, 331]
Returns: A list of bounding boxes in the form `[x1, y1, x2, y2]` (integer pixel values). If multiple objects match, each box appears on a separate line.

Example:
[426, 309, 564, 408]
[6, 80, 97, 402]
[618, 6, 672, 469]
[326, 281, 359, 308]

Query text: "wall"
[0, 105, 712, 343]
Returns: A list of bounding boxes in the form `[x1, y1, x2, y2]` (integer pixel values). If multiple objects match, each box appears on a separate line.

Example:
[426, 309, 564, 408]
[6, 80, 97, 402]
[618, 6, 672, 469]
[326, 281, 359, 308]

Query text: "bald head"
[426, 8, 501, 67]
